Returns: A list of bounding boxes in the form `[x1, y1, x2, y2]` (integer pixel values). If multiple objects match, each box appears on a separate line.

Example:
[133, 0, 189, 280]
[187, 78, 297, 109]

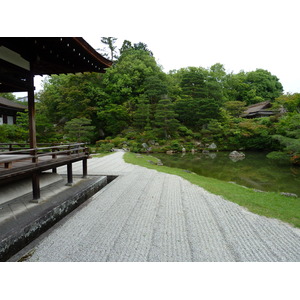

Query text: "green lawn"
[124, 152, 300, 228]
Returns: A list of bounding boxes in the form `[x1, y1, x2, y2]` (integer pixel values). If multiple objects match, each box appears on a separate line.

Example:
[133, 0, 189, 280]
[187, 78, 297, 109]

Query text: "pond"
[152, 151, 300, 196]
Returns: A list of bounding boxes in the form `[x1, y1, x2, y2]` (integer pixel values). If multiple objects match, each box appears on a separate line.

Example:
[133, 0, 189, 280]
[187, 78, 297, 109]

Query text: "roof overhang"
[0, 37, 112, 92]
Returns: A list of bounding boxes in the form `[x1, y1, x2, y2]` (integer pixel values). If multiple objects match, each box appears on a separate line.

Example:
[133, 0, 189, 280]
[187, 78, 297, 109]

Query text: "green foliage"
[38, 73, 105, 136]
[224, 101, 246, 117]
[16, 110, 60, 143]
[245, 69, 283, 101]
[102, 48, 164, 106]
[0, 93, 16, 101]
[266, 151, 290, 161]
[175, 97, 221, 129]
[133, 96, 151, 130]
[0, 124, 26, 142]
[97, 104, 129, 136]
[274, 93, 300, 113]
[100, 37, 118, 61]
[64, 117, 95, 142]
[269, 113, 300, 164]
[154, 98, 180, 139]
[95, 140, 115, 152]
[9, 37, 291, 159]
[223, 69, 283, 105]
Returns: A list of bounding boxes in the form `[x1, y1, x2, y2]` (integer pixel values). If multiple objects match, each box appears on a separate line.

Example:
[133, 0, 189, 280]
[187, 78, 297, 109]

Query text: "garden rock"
[208, 143, 217, 149]
[280, 192, 298, 198]
[157, 160, 163, 166]
[229, 151, 245, 158]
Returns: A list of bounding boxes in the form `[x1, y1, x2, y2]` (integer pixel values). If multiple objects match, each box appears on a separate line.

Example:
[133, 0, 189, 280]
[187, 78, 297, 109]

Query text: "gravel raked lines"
[147, 175, 192, 262]
[24, 152, 300, 262]
[180, 180, 236, 261]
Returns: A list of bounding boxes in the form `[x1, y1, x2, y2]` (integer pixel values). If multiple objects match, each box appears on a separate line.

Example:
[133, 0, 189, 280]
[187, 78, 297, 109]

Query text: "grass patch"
[124, 152, 300, 228]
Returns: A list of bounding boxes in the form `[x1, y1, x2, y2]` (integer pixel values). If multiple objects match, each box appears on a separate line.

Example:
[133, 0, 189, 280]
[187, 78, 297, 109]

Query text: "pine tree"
[133, 96, 151, 130]
[154, 98, 180, 139]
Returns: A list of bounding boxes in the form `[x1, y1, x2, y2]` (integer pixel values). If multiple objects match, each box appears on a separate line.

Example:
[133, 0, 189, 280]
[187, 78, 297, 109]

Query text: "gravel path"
[25, 152, 300, 262]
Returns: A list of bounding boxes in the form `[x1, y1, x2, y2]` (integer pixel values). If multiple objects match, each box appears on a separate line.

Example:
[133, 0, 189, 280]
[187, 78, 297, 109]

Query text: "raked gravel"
[24, 152, 300, 262]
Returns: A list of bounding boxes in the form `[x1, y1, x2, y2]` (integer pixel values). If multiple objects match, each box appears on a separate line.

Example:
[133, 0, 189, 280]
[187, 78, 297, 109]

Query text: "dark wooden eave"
[0, 37, 112, 92]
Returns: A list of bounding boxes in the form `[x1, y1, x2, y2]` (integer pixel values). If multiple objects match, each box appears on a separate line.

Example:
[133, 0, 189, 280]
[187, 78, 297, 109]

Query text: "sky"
[4, 0, 300, 98]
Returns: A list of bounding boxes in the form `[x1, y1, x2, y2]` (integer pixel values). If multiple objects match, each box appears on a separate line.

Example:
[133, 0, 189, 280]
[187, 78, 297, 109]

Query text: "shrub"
[266, 151, 290, 161]
[95, 140, 115, 152]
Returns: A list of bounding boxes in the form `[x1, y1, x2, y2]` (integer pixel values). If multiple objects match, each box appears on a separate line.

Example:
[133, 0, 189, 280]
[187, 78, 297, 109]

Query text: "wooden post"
[27, 71, 36, 149]
[31, 172, 40, 202]
[82, 158, 87, 178]
[67, 162, 73, 185]
[27, 70, 40, 201]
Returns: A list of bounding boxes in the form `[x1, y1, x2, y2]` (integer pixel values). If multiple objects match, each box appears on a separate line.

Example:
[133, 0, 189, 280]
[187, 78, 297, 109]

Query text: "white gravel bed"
[24, 152, 300, 262]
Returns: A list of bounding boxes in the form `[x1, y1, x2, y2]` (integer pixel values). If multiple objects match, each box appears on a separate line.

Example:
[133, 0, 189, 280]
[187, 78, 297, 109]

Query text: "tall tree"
[97, 104, 129, 136]
[154, 98, 180, 138]
[100, 37, 118, 61]
[133, 95, 151, 130]
[64, 117, 95, 142]
[119, 40, 133, 55]
[245, 69, 283, 102]
[143, 75, 168, 104]
[102, 46, 164, 109]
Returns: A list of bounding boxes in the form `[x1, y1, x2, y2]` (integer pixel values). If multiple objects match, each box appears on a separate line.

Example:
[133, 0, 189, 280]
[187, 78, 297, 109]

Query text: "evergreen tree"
[64, 117, 95, 142]
[100, 37, 118, 61]
[133, 96, 151, 130]
[154, 98, 180, 139]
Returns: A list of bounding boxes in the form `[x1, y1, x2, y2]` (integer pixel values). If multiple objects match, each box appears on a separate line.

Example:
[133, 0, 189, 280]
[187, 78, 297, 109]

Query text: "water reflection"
[152, 151, 300, 196]
[229, 156, 245, 162]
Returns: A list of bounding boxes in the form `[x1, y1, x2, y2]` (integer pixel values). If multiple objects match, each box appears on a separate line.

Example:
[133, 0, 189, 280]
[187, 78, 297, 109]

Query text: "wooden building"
[0, 37, 112, 200]
[0, 96, 27, 125]
[241, 100, 281, 118]
[0, 37, 112, 148]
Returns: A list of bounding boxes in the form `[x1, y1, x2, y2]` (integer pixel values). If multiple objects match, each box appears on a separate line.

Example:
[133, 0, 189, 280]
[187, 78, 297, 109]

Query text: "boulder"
[229, 151, 245, 158]
[208, 143, 217, 149]
[157, 159, 163, 166]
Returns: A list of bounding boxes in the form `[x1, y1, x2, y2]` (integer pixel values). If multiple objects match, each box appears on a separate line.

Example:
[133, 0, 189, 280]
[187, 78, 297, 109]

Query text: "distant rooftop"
[241, 101, 280, 118]
[0, 96, 27, 110]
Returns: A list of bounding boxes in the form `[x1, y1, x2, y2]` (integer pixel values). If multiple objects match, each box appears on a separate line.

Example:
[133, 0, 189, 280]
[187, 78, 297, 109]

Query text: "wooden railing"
[0, 143, 89, 201]
[0, 143, 89, 169]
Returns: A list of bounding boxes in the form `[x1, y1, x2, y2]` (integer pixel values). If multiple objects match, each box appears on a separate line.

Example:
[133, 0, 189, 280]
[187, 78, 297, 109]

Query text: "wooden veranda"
[0, 37, 112, 200]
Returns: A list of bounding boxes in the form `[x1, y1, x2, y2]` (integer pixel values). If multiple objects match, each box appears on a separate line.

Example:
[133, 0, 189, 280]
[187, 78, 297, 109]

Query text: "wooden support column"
[27, 71, 36, 149]
[27, 70, 40, 201]
[31, 172, 40, 202]
[82, 158, 87, 178]
[67, 162, 73, 185]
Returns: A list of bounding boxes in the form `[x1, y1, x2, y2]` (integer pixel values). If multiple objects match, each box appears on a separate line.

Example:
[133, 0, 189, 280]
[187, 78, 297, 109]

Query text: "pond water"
[152, 151, 300, 196]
